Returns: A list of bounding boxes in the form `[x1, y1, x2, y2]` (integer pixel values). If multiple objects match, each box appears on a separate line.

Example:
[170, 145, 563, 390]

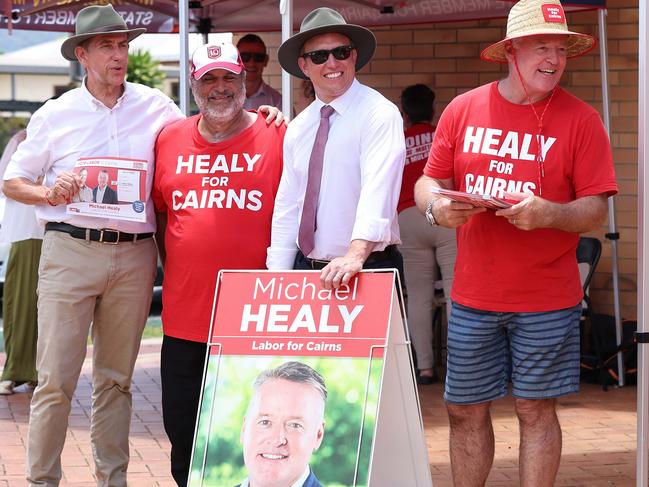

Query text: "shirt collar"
[313, 78, 359, 116]
[80, 77, 129, 111]
[249, 81, 270, 99]
[241, 467, 311, 487]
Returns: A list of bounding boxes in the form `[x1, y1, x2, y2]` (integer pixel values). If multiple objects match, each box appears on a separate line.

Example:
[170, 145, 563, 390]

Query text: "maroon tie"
[298, 105, 336, 256]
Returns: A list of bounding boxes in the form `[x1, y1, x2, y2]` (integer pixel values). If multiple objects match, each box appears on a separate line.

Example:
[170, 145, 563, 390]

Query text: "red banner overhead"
[1, 0, 177, 32]
[0, 0, 606, 34]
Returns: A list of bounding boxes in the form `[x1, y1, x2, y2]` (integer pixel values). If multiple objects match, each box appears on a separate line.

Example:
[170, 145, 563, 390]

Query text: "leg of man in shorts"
[445, 301, 581, 487]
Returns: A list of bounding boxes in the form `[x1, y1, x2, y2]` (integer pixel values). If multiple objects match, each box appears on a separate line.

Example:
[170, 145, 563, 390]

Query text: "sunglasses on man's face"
[240, 52, 266, 63]
[301, 45, 354, 65]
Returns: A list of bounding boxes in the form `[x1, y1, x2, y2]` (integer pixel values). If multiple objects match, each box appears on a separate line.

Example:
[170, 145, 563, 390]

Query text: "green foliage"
[127, 49, 165, 88]
[0, 117, 28, 154]
[189, 356, 383, 487]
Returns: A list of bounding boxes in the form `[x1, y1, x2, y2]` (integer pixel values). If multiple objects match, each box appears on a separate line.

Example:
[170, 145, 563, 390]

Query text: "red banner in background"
[210, 271, 395, 358]
[0, 0, 177, 32]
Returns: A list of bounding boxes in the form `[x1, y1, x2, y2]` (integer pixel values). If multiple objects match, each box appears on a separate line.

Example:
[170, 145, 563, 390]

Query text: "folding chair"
[577, 236, 602, 321]
[576, 237, 608, 387]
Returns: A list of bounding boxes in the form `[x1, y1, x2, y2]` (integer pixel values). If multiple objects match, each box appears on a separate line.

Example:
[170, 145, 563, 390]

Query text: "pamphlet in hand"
[430, 187, 515, 210]
[66, 156, 148, 222]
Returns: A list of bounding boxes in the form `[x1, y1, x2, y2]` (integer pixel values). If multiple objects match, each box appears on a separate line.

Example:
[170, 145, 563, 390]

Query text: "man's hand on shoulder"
[258, 105, 288, 126]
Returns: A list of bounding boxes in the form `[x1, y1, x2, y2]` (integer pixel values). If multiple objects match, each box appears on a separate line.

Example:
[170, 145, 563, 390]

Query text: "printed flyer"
[188, 271, 396, 487]
[66, 156, 148, 222]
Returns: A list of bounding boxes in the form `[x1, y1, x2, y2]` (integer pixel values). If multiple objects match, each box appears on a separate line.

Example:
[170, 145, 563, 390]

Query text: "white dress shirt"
[267, 79, 405, 268]
[243, 80, 282, 110]
[4, 80, 183, 234]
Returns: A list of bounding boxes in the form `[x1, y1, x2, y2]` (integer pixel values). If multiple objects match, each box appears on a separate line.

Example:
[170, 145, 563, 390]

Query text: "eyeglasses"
[239, 52, 266, 63]
[301, 45, 354, 65]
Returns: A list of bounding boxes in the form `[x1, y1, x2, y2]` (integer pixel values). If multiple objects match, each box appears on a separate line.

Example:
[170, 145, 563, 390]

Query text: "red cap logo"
[207, 46, 221, 59]
[542, 4, 565, 23]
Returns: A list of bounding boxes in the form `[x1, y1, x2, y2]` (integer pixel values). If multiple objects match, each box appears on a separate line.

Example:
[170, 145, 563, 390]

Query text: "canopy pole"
[280, 0, 292, 118]
[597, 8, 624, 387]
[638, 0, 649, 483]
[179, 0, 190, 115]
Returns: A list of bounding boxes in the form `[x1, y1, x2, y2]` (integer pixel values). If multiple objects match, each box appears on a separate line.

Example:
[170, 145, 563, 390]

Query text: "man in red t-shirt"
[397, 84, 456, 385]
[414, 0, 617, 485]
[152, 41, 285, 487]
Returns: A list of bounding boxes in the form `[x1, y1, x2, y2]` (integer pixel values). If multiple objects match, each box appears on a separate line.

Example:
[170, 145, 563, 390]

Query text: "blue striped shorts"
[445, 301, 582, 404]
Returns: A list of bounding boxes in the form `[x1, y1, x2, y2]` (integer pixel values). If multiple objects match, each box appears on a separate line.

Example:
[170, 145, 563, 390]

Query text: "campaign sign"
[66, 156, 148, 222]
[188, 270, 431, 487]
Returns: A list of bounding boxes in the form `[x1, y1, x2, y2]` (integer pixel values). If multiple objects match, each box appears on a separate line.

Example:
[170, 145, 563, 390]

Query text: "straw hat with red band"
[480, 0, 596, 63]
[191, 42, 244, 80]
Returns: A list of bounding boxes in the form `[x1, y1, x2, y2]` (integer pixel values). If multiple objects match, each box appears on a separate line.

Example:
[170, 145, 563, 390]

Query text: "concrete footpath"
[0, 339, 638, 486]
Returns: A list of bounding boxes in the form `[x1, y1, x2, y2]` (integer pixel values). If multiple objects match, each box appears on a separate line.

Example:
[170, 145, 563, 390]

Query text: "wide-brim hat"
[278, 7, 376, 80]
[481, 0, 595, 63]
[61, 4, 146, 61]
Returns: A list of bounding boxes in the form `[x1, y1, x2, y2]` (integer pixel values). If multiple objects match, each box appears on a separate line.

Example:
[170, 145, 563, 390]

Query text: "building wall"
[250, 1, 639, 320]
[0, 73, 70, 102]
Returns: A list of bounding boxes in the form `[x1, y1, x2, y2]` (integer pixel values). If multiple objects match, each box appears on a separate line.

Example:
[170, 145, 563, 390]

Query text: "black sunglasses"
[240, 52, 266, 63]
[301, 45, 354, 65]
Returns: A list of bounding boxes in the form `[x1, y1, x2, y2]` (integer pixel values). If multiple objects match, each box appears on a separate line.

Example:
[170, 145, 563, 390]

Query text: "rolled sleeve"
[351, 104, 405, 244]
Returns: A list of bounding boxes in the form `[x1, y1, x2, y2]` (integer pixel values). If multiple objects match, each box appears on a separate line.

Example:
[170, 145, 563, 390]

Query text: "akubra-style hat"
[481, 0, 595, 63]
[278, 7, 376, 80]
[61, 4, 146, 61]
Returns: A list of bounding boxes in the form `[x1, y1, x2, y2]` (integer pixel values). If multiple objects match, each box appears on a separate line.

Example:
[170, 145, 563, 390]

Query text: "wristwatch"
[425, 200, 438, 226]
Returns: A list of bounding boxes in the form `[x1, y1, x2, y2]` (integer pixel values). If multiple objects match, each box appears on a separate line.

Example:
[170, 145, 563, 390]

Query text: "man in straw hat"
[2, 4, 184, 485]
[152, 40, 285, 487]
[267, 7, 405, 289]
[414, 0, 617, 484]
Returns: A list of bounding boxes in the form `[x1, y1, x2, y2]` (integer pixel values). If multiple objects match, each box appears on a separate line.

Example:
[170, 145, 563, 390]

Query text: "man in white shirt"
[2, 5, 183, 486]
[266, 7, 405, 289]
[237, 34, 282, 110]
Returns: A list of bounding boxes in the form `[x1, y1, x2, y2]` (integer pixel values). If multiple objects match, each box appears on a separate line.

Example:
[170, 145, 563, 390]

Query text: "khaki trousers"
[27, 231, 157, 487]
[398, 206, 457, 370]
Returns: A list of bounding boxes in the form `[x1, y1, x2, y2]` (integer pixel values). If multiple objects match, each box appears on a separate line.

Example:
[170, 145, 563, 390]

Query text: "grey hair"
[253, 361, 327, 404]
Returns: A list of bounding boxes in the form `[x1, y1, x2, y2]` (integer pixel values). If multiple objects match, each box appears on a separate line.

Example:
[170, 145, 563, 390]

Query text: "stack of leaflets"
[430, 187, 514, 210]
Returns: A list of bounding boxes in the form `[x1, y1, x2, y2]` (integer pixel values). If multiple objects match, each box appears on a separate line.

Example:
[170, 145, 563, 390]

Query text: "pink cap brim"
[193, 62, 243, 79]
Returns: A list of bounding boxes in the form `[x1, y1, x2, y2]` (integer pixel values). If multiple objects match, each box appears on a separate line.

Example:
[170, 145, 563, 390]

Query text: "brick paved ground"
[0, 339, 639, 486]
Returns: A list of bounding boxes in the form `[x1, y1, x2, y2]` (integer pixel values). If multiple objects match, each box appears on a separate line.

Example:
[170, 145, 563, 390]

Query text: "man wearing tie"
[267, 7, 405, 289]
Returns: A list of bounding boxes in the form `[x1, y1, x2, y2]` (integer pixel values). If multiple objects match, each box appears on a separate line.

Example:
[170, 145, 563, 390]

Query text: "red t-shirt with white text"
[153, 113, 285, 342]
[398, 123, 435, 213]
[424, 82, 617, 312]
